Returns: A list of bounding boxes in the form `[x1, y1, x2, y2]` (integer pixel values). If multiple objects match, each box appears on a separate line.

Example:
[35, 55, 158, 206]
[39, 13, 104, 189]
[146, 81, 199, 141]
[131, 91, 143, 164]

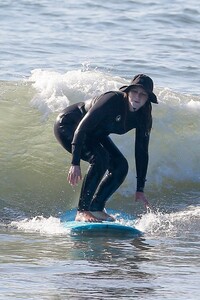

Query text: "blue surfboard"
[61, 209, 143, 238]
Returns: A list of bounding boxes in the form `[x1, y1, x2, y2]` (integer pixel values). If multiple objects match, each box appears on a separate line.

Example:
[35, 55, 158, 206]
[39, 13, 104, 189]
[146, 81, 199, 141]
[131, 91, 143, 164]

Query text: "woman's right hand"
[67, 165, 82, 186]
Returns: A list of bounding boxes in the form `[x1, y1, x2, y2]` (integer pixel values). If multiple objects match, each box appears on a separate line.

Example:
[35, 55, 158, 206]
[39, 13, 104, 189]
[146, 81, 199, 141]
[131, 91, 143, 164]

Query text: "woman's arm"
[71, 92, 118, 165]
[135, 127, 151, 208]
[135, 127, 150, 191]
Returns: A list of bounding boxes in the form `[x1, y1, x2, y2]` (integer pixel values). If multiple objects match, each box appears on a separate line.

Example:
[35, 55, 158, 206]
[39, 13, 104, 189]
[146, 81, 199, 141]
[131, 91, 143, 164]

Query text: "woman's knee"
[111, 156, 129, 178]
[88, 148, 110, 175]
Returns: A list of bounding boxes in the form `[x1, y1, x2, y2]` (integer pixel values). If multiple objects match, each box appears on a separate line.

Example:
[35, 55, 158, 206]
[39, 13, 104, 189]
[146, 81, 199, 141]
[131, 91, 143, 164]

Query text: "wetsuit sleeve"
[135, 127, 150, 192]
[71, 92, 118, 165]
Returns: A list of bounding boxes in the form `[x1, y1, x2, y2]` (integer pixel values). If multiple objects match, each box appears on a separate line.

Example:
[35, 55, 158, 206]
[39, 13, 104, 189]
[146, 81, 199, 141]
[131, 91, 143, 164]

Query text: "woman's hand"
[135, 191, 151, 209]
[67, 165, 82, 186]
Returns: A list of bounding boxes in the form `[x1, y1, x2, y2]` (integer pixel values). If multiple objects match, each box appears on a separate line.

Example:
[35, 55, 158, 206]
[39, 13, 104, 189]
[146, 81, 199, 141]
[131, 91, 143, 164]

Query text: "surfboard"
[63, 220, 142, 237]
[61, 209, 143, 238]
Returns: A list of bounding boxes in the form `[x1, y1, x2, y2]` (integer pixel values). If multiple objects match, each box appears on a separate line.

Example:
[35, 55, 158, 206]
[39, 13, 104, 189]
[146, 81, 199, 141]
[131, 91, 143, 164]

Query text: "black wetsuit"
[54, 91, 151, 211]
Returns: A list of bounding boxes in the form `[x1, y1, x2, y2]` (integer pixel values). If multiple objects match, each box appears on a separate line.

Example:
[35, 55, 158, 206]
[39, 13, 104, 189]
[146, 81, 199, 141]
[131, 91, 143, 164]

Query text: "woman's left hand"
[135, 191, 151, 209]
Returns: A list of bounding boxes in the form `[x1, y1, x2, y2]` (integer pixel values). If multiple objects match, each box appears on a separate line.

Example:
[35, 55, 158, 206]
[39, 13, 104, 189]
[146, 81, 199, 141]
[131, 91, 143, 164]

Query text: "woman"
[54, 74, 158, 222]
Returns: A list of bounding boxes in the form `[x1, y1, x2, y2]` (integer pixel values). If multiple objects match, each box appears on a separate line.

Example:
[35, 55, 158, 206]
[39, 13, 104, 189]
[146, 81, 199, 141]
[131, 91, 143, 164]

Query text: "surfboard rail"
[63, 220, 143, 237]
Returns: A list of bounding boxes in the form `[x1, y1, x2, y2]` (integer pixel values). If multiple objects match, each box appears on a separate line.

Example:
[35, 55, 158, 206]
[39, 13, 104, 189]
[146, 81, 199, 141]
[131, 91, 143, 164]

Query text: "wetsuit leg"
[90, 136, 128, 211]
[77, 142, 110, 211]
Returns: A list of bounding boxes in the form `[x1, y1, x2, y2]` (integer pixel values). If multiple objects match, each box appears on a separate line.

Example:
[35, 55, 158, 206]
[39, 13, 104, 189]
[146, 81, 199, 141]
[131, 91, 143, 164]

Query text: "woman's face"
[128, 86, 148, 111]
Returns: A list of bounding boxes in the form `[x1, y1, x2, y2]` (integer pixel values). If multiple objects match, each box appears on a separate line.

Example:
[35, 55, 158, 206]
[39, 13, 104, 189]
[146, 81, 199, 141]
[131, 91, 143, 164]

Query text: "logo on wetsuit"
[115, 115, 121, 122]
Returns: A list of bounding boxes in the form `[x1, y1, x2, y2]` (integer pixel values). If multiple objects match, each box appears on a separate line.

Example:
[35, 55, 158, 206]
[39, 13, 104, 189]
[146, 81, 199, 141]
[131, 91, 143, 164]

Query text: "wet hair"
[138, 99, 152, 134]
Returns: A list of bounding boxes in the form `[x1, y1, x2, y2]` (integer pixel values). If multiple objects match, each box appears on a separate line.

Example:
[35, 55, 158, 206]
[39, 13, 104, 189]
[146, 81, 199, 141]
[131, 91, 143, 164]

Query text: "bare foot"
[90, 211, 115, 222]
[75, 211, 102, 222]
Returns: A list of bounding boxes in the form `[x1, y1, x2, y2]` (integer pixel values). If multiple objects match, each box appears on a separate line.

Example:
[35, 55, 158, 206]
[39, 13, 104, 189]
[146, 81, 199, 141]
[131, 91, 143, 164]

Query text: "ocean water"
[0, 0, 200, 299]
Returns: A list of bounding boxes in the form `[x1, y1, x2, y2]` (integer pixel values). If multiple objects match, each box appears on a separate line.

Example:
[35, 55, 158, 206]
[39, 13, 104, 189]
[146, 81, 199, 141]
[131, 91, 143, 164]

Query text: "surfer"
[54, 74, 158, 222]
